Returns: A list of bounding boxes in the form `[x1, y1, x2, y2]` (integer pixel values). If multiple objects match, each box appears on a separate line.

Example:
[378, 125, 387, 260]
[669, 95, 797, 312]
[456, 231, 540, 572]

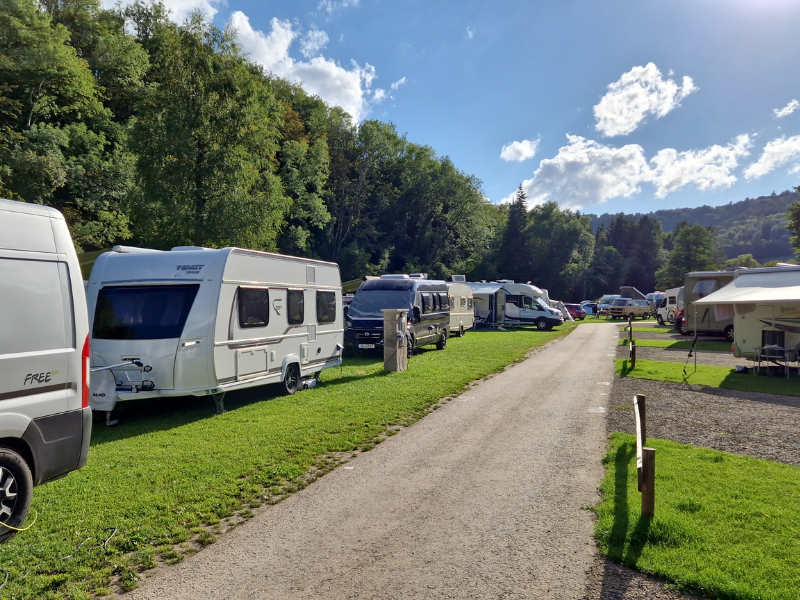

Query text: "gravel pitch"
[591, 327, 800, 600]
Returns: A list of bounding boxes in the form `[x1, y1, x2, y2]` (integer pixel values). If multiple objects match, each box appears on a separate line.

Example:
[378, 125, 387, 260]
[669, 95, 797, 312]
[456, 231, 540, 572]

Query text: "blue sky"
[109, 0, 800, 216]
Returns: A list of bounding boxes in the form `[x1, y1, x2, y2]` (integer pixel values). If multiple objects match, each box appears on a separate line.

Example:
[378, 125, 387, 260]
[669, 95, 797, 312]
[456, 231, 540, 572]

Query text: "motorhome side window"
[238, 288, 269, 328]
[432, 293, 440, 311]
[287, 289, 304, 324]
[693, 279, 719, 298]
[94, 284, 200, 339]
[0, 258, 67, 354]
[316, 291, 337, 323]
[439, 293, 449, 310]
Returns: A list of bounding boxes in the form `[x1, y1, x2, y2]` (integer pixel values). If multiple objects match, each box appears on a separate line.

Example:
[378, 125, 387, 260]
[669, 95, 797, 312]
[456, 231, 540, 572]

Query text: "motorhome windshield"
[93, 285, 200, 340]
[347, 291, 414, 319]
[535, 297, 550, 311]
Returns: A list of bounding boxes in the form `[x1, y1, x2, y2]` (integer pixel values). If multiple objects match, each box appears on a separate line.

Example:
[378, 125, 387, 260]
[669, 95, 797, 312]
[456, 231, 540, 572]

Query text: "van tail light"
[81, 334, 90, 408]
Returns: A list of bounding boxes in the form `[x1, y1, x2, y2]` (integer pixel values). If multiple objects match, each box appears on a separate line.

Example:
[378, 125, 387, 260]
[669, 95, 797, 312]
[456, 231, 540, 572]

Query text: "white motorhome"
[467, 281, 563, 330]
[86, 246, 343, 418]
[655, 287, 683, 325]
[695, 266, 800, 361]
[446, 280, 474, 336]
[0, 199, 91, 542]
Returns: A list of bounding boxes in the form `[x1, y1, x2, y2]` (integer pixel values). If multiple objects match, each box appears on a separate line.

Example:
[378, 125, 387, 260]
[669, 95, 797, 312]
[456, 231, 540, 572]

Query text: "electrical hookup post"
[382, 308, 409, 372]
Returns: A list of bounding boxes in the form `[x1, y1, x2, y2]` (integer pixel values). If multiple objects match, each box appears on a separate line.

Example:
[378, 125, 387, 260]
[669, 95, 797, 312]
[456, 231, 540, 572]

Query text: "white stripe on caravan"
[214, 329, 345, 347]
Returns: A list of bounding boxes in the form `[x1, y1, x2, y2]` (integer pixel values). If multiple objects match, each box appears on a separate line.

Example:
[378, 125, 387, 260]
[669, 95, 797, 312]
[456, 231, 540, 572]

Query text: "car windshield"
[610, 299, 630, 307]
[348, 291, 414, 319]
[93, 285, 200, 340]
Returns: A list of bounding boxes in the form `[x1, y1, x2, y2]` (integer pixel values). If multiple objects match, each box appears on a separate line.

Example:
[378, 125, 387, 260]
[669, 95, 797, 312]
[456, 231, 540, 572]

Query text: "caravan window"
[460, 297, 466, 307]
[693, 279, 719, 299]
[316, 291, 337, 323]
[421, 293, 431, 313]
[287, 290, 305, 325]
[468, 298, 473, 309]
[238, 288, 269, 328]
[94, 284, 200, 339]
[439, 293, 449, 310]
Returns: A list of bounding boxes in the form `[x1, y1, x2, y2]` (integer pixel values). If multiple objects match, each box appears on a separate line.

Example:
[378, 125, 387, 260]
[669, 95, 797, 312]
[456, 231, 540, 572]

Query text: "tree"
[496, 184, 530, 281]
[786, 192, 800, 260]
[724, 254, 761, 269]
[655, 224, 718, 288]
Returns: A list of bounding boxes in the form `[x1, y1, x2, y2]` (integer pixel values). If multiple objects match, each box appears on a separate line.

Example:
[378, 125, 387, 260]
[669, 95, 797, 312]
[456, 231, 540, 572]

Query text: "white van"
[86, 246, 343, 419]
[656, 287, 683, 325]
[0, 199, 91, 542]
[468, 281, 563, 330]
[446, 280, 474, 336]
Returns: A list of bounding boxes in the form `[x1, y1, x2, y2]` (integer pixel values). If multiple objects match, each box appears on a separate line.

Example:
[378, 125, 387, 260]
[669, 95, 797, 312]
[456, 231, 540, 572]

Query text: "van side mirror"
[412, 306, 421, 322]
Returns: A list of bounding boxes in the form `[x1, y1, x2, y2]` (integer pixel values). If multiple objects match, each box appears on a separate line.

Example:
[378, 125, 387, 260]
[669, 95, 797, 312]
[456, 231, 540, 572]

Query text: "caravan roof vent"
[496, 279, 515, 284]
[380, 274, 410, 279]
[112, 245, 161, 254]
[171, 246, 206, 251]
[451, 275, 466, 282]
[409, 273, 428, 279]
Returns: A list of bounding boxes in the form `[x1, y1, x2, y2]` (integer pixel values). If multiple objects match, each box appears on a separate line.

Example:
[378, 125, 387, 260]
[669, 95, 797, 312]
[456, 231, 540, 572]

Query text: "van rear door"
[90, 284, 200, 391]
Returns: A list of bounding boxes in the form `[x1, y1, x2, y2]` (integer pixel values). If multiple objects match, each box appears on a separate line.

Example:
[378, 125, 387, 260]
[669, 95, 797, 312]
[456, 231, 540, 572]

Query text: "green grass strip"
[617, 338, 731, 352]
[595, 433, 800, 600]
[615, 358, 800, 397]
[0, 324, 575, 599]
[577, 316, 657, 325]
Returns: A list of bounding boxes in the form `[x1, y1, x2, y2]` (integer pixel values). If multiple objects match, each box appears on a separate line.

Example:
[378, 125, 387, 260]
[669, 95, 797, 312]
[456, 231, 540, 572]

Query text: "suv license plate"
[358, 344, 375, 349]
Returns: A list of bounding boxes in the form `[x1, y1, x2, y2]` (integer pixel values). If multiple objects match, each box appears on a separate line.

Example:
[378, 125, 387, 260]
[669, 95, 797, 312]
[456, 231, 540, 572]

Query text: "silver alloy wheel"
[0, 466, 18, 523]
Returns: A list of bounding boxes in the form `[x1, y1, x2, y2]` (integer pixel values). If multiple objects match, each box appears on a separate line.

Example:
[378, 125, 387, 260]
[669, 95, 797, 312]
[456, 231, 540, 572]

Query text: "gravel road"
[126, 324, 618, 600]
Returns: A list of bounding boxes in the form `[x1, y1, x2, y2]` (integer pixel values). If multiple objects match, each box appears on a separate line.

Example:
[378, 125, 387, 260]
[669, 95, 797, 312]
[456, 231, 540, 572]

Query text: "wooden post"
[630, 339, 637, 369]
[628, 314, 633, 342]
[641, 447, 656, 517]
[634, 394, 646, 444]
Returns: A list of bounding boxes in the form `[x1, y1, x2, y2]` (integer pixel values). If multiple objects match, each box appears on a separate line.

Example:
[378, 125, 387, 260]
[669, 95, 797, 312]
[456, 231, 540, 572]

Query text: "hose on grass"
[0, 509, 38, 533]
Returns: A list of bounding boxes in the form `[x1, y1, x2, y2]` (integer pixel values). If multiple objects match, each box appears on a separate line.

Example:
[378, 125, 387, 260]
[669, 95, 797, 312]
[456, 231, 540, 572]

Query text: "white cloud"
[230, 13, 377, 122]
[373, 88, 387, 103]
[101, 0, 224, 22]
[466, 26, 475, 39]
[519, 134, 750, 209]
[300, 28, 329, 58]
[391, 76, 407, 90]
[744, 135, 800, 179]
[318, 0, 360, 14]
[593, 62, 697, 137]
[648, 135, 751, 198]
[523, 136, 650, 208]
[774, 99, 799, 118]
[499, 139, 540, 162]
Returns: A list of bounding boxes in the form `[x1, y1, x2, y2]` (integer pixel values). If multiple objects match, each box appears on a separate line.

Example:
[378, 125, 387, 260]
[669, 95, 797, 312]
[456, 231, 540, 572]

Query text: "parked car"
[345, 275, 449, 356]
[608, 298, 651, 320]
[564, 303, 586, 320]
[0, 199, 92, 542]
[597, 294, 620, 315]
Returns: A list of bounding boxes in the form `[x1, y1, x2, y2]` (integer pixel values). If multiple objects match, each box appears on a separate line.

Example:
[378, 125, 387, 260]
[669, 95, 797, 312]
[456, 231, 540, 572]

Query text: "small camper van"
[447, 279, 474, 336]
[0, 199, 91, 542]
[345, 275, 449, 355]
[682, 270, 737, 341]
[695, 266, 800, 360]
[468, 281, 563, 330]
[655, 287, 683, 325]
[86, 246, 343, 417]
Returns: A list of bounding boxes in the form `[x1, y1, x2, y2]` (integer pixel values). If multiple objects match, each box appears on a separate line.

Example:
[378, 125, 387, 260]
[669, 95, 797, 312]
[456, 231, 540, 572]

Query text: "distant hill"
[586, 190, 799, 264]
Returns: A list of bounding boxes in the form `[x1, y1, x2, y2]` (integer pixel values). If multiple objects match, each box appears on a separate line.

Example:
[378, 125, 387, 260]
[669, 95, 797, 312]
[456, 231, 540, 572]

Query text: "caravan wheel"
[283, 364, 300, 395]
[0, 448, 33, 544]
[437, 331, 447, 350]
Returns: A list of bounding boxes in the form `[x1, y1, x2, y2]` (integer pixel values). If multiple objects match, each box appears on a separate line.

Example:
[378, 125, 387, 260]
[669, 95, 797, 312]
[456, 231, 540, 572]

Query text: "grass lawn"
[617, 338, 731, 352]
[615, 358, 800, 397]
[0, 324, 575, 599]
[596, 433, 800, 600]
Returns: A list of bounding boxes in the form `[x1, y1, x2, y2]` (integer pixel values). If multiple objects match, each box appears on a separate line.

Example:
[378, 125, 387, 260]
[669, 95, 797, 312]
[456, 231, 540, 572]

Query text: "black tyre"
[458, 325, 465, 337]
[406, 335, 415, 358]
[283, 363, 300, 395]
[657, 314, 664, 326]
[0, 448, 33, 544]
[724, 325, 734, 343]
[437, 330, 447, 350]
[536, 318, 548, 330]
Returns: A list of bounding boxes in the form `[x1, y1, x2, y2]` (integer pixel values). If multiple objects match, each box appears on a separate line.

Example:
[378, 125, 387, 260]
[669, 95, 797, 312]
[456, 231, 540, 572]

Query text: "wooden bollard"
[630, 339, 636, 369]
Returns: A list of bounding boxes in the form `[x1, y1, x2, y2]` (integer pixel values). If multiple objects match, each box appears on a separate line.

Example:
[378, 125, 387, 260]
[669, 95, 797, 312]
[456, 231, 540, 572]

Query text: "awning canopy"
[467, 282, 504, 295]
[695, 269, 800, 305]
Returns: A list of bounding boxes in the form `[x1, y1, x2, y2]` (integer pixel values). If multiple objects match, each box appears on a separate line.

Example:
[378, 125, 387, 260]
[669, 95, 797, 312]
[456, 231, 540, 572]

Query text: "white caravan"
[467, 281, 563, 330]
[0, 199, 91, 542]
[446, 280, 474, 336]
[695, 266, 800, 360]
[655, 287, 683, 325]
[86, 246, 343, 418]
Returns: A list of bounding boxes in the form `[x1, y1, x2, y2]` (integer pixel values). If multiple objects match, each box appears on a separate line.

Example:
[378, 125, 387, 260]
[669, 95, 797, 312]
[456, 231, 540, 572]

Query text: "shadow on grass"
[618, 359, 634, 377]
[607, 440, 652, 569]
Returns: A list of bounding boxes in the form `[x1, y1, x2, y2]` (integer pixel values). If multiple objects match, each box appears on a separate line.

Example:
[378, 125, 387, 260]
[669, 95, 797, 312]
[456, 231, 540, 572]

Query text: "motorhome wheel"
[283, 364, 300, 395]
[437, 331, 447, 350]
[657, 314, 664, 326]
[0, 448, 33, 544]
[724, 325, 734, 343]
[536, 318, 548, 330]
